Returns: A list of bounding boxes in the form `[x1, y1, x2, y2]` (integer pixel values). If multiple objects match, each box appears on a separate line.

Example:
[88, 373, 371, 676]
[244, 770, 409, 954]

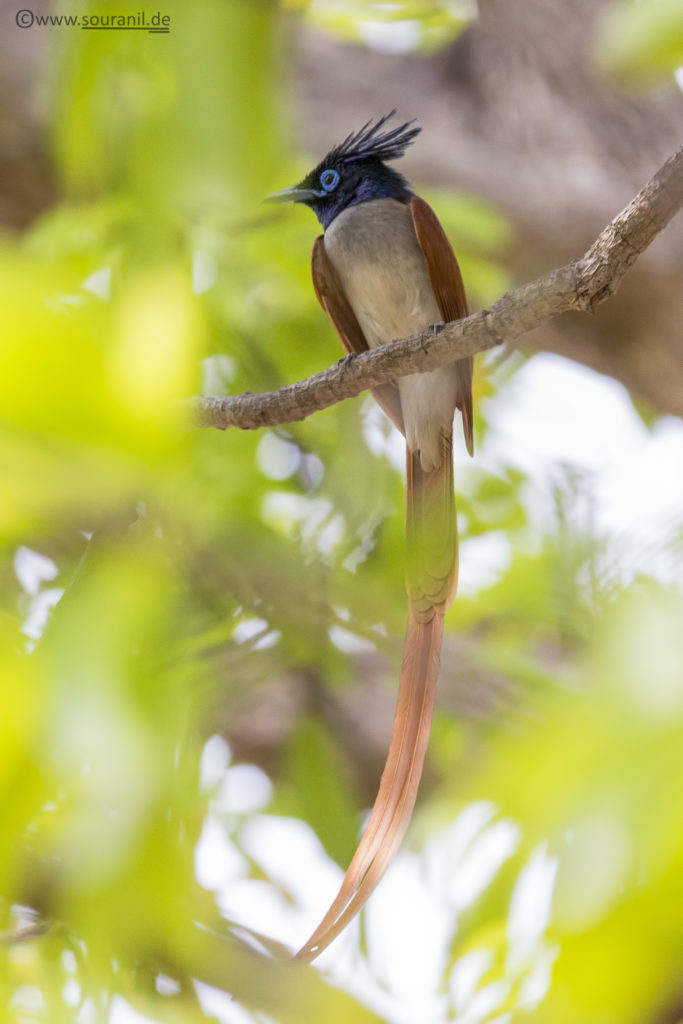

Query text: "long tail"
[295, 435, 456, 963]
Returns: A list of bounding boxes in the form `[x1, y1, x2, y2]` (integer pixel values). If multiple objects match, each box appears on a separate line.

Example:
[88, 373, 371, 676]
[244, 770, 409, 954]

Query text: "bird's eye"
[319, 168, 340, 192]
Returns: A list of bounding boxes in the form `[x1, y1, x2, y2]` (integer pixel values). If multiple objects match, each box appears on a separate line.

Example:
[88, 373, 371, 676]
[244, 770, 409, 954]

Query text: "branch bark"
[190, 146, 683, 432]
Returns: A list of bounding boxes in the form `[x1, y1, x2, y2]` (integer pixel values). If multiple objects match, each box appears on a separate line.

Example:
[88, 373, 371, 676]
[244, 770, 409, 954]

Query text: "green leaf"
[598, 0, 683, 84]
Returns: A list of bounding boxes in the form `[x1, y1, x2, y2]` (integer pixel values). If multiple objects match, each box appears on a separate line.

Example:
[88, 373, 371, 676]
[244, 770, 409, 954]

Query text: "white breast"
[324, 198, 458, 470]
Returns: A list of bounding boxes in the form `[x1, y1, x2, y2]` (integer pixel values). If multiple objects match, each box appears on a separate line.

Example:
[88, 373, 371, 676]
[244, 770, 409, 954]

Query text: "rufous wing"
[312, 236, 405, 437]
[410, 196, 474, 456]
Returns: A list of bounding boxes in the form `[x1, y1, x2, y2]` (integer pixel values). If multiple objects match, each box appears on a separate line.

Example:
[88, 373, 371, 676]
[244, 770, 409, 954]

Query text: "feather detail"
[410, 196, 474, 457]
[312, 236, 405, 435]
[296, 432, 457, 962]
[324, 110, 421, 167]
[295, 609, 443, 962]
[406, 433, 458, 619]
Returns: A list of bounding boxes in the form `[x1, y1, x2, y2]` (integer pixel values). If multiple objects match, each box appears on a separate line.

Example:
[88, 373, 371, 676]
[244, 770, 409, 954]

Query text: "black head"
[268, 111, 421, 230]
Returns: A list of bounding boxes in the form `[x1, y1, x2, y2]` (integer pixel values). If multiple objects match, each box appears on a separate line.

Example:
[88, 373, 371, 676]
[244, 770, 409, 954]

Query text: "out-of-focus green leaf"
[279, 717, 361, 865]
[598, 0, 683, 84]
[298, 0, 475, 52]
[51, 0, 281, 213]
[454, 587, 683, 1024]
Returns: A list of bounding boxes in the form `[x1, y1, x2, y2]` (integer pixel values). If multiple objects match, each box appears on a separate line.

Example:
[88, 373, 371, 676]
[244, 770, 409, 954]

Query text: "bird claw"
[337, 353, 354, 368]
[428, 321, 445, 333]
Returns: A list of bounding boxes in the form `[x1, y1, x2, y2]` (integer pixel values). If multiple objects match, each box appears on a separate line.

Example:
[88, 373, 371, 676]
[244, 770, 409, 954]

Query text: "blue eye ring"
[319, 168, 340, 192]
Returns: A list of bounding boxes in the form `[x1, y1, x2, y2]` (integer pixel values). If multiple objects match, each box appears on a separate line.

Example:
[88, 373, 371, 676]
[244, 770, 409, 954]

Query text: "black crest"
[324, 110, 421, 166]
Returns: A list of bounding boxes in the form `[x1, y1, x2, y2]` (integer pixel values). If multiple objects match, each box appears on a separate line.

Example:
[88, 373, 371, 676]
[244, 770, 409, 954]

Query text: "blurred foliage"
[1, 2, 682, 1024]
[290, 0, 475, 52]
[598, 0, 683, 85]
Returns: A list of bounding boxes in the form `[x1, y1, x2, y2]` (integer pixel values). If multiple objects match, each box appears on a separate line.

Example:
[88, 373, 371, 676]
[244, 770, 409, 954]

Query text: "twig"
[189, 147, 683, 432]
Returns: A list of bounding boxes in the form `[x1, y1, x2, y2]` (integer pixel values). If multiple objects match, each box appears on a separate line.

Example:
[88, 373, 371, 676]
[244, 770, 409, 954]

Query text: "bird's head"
[268, 111, 421, 230]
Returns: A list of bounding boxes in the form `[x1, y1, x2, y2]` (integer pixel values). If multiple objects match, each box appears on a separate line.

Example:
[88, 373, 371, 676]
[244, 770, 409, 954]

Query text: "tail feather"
[295, 611, 443, 962]
[457, 357, 474, 458]
[294, 434, 457, 963]
[406, 432, 458, 619]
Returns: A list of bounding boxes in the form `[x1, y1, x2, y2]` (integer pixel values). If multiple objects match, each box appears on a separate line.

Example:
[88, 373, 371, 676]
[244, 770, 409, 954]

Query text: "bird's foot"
[337, 353, 355, 368]
[428, 321, 445, 333]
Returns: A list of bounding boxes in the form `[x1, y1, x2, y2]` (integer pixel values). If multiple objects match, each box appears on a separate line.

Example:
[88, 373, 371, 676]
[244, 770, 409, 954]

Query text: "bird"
[268, 111, 473, 962]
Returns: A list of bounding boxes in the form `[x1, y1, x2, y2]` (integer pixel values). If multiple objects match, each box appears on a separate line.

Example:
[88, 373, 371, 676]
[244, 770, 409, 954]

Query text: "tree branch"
[190, 147, 683, 431]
